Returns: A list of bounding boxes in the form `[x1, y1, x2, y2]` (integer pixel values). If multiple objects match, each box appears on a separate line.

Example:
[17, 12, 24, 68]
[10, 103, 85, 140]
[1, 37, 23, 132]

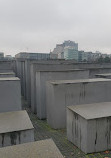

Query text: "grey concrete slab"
[67, 102, 111, 153]
[36, 69, 89, 119]
[46, 78, 111, 129]
[0, 77, 22, 112]
[0, 110, 34, 147]
[0, 139, 64, 158]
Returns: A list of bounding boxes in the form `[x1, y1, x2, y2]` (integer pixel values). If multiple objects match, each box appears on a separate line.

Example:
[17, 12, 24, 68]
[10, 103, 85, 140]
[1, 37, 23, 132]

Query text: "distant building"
[15, 52, 50, 60]
[52, 44, 64, 58]
[63, 40, 78, 50]
[64, 48, 78, 60]
[51, 40, 78, 59]
[5, 55, 13, 60]
[51, 40, 111, 62]
[101, 54, 108, 58]
[81, 51, 88, 61]
[0, 52, 4, 59]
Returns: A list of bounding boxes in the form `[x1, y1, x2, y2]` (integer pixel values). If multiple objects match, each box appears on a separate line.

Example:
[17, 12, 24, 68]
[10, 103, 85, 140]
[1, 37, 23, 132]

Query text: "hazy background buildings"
[50, 40, 110, 62]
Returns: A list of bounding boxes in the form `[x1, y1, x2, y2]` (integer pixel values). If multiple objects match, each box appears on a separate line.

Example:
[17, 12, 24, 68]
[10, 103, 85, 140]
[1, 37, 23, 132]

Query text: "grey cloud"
[0, 0, 111, 55]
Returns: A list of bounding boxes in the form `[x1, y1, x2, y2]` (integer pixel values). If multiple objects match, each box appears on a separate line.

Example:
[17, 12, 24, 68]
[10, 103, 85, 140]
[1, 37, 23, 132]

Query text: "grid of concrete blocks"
[14, 56, 111, 155]
[0, 60, 64, 158]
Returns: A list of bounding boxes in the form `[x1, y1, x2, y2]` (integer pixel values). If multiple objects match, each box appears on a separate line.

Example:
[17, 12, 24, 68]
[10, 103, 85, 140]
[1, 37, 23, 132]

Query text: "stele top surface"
[0, 77, 20, 81]
[95, 73, 111, 76]
[0, 110, 34, 133]
[50, 78, 111, 85]
[36, 69, 86, 72]
[0, 72, 15, 75]
[68, 102, 111, 120]
[0, 139, 64, 158]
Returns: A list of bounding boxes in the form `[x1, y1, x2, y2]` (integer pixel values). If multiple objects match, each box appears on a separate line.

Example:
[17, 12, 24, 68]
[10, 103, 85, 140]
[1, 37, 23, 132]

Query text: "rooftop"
[95, 73, 111, 76]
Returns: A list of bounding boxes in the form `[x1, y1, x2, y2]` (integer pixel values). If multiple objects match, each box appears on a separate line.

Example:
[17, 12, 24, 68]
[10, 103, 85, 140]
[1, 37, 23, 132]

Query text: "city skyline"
[0, 0, 111, 55]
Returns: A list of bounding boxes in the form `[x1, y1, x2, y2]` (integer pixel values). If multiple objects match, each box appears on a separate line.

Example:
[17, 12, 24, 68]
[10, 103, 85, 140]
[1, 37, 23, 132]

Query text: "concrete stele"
[0, 77, 21, 113]
[46, 78, 111, 129]
[36, 69, 89, 119]
[0, 110, 34, 147]
[67, 102, 111, 153]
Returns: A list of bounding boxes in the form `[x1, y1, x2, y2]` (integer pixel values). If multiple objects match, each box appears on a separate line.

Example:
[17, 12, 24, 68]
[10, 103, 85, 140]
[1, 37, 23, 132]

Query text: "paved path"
[23, 100, 111, 158]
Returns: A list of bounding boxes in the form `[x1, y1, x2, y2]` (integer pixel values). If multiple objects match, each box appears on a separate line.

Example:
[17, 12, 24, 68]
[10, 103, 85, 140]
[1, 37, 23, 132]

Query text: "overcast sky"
[0, 0, 111, 56]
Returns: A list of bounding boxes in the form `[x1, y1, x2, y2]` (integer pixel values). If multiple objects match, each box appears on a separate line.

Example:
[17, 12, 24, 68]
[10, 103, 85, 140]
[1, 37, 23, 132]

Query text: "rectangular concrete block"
[21, 60, 111, 107]
[0, 77, 22, 112]
[46, 78, 111, 129]
[95, 73, 111, 79]
[0, 72, 15, 77]
[0, 110, 34, 147]
[67, 102, 111, 153]
[36, 69, 89, 119]
[30, 63, 78, 112]
[0, 139, 64, 157]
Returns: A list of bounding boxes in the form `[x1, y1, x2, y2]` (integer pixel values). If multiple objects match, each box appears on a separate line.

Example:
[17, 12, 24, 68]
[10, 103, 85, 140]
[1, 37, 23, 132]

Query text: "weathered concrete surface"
[67, 102, 111, 154]
[95, 73, 111, 79]
[0, 61, 14, 73]
[0, 139, 64, 158]
[36, 69, 89, 119]
[0, 77, 22, 112]
[46, 78, 111, 129]
[31, 63, 87, 112]
[0, 72, 15, 77]
[0, 110, 34, 147]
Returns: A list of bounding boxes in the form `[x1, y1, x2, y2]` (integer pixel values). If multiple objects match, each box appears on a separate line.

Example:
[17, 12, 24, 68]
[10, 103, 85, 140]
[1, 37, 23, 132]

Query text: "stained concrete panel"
[46, 78, 111, 129]
[0, 110, 34, 147]
[0, 139, 63, 158]
[67, 102, 111, 153]
[36, 69, 89, 119]
[0, 77, 21, 112]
